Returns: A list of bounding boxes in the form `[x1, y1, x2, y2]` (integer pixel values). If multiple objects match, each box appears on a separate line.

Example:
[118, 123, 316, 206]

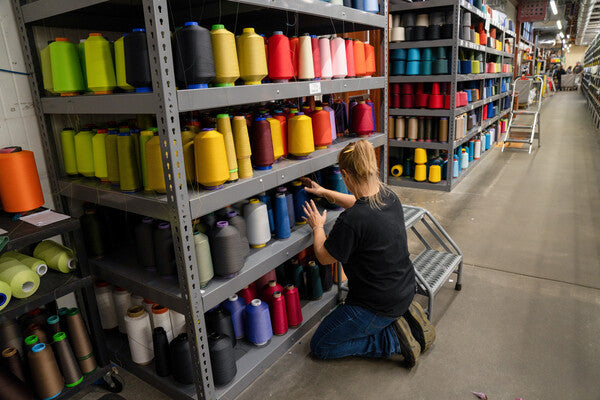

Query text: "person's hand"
[300, 177, 326, 197]
[302, 200, 327, 230]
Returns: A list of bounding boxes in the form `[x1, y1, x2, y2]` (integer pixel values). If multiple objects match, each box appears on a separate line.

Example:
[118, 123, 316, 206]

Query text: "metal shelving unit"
[388, 0, 513, 191]
[12, 0, 388, 399]
[582, 40, 600, 130]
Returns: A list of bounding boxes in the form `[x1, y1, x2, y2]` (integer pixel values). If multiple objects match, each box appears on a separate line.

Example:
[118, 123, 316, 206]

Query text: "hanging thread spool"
[125, 306, 154, 365]
[195, 128, 229, 189]
[266, 117, 284, 161]
[223, 295, 246, 339]
[232, 116, 253, 179]
[298, 34, 315, 80]
[206, 307, 236, 347]
[237, 28, 268, 85]
[145, 134, 166, 193]
[153, 222, 175, 277]
[208, 333, 237, 386]
[283, 284, 303, 327]
[237, 283, 258, 304]
[124, 29, 152, 92]
[288, 112, 315, 158]
[273, 193, 291, 240]
[210, 221, 245, 277]
[193, 231, 214, 287]
[250, 117, 275, 170]
[268, 31, 294, 82]
[151, 304, 173, 342]
[60, 129, 77, 175]
[2, 251, 46, 276]
[52, 332, 83, 388]
[0, 258, 39, 299]
[270, 292, 288, 335]
[134, 217, 155, 268]
[49, 38, 84, 96]
[1, 347, 26, 383]
[330, 37, 347, 78]
[112, 286, 131, 334]
[243, 199, 271, 248]
[152, 327, 171, 377]
[93, 281, 118, 330]
[216, 114, 238, 182]
[28, 343, 64, 399]
[174, 22, 215, 89]
[65, 308, 97, 375]
[243, 299, 273, 346]
[170, 333, 194, 384]
[210, 25, 239, 87]
[84, 33, 115, 94]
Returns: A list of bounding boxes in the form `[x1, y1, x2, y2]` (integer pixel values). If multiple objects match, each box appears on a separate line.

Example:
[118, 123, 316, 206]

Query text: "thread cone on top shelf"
[40, 41, 56, 95]
[236, 28, 268, 85]
[268, 31, 294, 82]
[298, 34, 315, 80]
[124, 29, 152, 92]
[210, 25, 239, 87]
[353, 40, 367, 77]
[311, 35, 321, 79]
[330, 37, 347, 78]
[319, 38, 333, 79]
[344, 39, 355, 77]
[174, 22, 216, 89]
[194, 128, 229, 189]
[49, 38, 85, 96]
[84, 33, 115, 94]
[114, 35, 134, 92]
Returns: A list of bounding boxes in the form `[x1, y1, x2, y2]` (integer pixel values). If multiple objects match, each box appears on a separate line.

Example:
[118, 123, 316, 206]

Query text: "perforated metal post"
[142, 1, 214, 398]
[381, 0, 389, 182]
[447, 0, 461, 191]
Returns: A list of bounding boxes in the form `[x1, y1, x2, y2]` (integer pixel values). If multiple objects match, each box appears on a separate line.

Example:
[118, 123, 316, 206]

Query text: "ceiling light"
[550, 0, 558, 15]
[557, 20, 562, 30]
[566, 34, 570, 39]
[559, 31, 565, 38]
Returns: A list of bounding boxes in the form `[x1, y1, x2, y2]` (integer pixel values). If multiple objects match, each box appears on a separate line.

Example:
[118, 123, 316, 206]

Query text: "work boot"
[391, 316, 421, 368]
[404, 301, 436, 353]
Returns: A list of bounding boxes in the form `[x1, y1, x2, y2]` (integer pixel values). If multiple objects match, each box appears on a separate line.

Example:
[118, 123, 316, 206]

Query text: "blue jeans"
[310, 304, 400, 359]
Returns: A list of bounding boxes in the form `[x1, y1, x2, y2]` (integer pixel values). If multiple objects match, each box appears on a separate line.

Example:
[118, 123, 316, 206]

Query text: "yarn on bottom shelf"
[124, 305, 154, 365]
[283, 284, 303, 328]
[170, 333, 194, 384]
[28, 343, 64, 400]
[208, 332, 237, 386]
[205, 307, 236, 347]
[222, 295, 245, 339]
[243, 299, 273, 346]
[152, 327, 171, 377]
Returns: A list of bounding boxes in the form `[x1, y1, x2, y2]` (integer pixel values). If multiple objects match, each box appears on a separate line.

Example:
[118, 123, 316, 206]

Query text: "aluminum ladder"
[502, 75, 543, 154]
[340, 205, 463, 321]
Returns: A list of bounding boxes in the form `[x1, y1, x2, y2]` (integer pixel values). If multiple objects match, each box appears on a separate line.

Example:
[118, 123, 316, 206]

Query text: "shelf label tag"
[309, 82, 322, 95]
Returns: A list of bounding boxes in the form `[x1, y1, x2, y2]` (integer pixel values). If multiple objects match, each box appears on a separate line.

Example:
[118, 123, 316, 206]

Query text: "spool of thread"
[1, 252, 46, 276]
[291, 181, 308, 224]
[105, 130, 120, 185]
[1, 347, 25, 383]
[153, 222, 175, 277]
[193, 231, 214, 287]
[288, 112, 315, 158]
[114, 35, 134, 92]
[210, 25, 239, 86]
[311, 35, 321, 79]
[250, 117, 275, 170]
[353, 40, 367, 77]
[257, 192, 275, 233]
[237, 28, 268, 85]
[330, 37, 347, 78]
[216, 114, 239, 182]
[270, 292, 288, 336]
[49, 38, 84, 96]
[24, 323, 47, 345]
[322, 103, 337, 142]
[395, 117, 405, 140]
[407, 117, 418, 141]
[195, 128, 229, 189]
[170, 311, 187, 337]
[243, 299, 273, 346]
[268, 31, 294, 82]
[210, 221, 245, 277]
[142, 299, 155, 318]
[152, 327, 171, 377]
[319, 38, 333, 79]
[439, 118, 448, 142]
[0, 258, 39, 299]
[73, 130, 95, 178]
[365, 43, 376, 76]
[232, 116, 253, 179]
[24, 335, 38, 352]
[364, 0, 378, 13]
[310, 107, 333, 149]
[298, 34, 315, 80]
[174, 22, 215, 88]
[145, 135, 166, 193]
[237, 284, 258, 304]
[65, 308, 96, 374]
[277, 187, 295, 228]
[170, 333, 194, 384]
[255, 270, 277, 293]
[124, 29, 152, 92]
[125, 306, 154, 365]
[40, 42, 55, 95]
[60, 129, 77, 175]
[243, 199, 271, 248]
[150, 304, 173, 344]
[319, 263, 333, 292]
[32, 240, 75, 274]
[226, 211, 249, 254]
[112, 287, 131, 334]
[223, 295, 245, 339]
[208, 333, 237, 386]
[290, 36, 299, 78]
[138, 130, 154, 189]
[28, 343, 64, 399]
[273, 193, 291, 239]
[344, 39, 356, 77]
[285, 259, 306, 299]
[351, 101, 374, 136]
[429, 164, 441, 183]
[305, 261, 323, 300]
[134, 217, 155, 268]
[84, 33, 115, 94]
[52, 332, 83, 388]
[93, 281, 118, 330]
[116, 132, 141, 192]
[206, 307, 236, 347]
[0, 319, 22, 355]
[91, 129, 108, 181]
[266, 117, 284, 161]
[181, 130, 196, 184]
[0, 368, 34, 399]
[474, 139, 481, 159]
[272, 111, 288, 156]
[283, 285, 302, 327]
[261, 280, 284, 307]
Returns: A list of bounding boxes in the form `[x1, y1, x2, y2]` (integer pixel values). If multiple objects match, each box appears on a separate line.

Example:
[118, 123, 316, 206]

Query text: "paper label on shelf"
[20, 209, 70, 226]
[309, 82, 322, 95]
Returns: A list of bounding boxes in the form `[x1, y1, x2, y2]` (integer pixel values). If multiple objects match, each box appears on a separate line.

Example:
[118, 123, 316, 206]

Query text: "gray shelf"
[390, 0, 454, 12]
[21, 0, 108, 23]
[389, 177, 449, 191]
[450, 143, 494, 189]
[455, 92, 510, 115]
[388, 139, 449, 150]
[389, 108, 451, 117]
[454, 125, 482, 148]
[177, 77, 386, 112]
[42, 92, 157, 115]
[389, 39, 453, 49]
[459, 0, 486, 20]
[0, 210, 79, 251]
[389, 75, 453, 83]
[456, 72, 513, 81]
[481, 108, 510, 130]
[202, 209, 341, 311]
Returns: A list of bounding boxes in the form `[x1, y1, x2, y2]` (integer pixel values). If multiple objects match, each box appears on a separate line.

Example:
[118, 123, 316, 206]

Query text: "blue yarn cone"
[273, 193, 291, 239]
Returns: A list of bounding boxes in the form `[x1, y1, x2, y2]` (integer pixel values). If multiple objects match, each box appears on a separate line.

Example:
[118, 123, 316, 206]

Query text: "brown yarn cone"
[27, 343, 64, 399]
[1, 347, 26, 382]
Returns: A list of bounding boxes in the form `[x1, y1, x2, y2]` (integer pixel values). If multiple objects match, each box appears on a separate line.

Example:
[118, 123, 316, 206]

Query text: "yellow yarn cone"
[194, 129, 229, 189]
[181, 129, 196, 184]
[117, 132, 141, 192]
[267, 117, 284, 160]
[210, 25, 240, 87]
[33, 240, 76, 274]
[414, 148, 427, 164]
[0, 258, 39, 299]
[60, 129, 77, 175]
[414, 164, 427, 182]
[114, 35, 134, 92]
[232, 116, 253, 179]
[40, 43, 56, 94]
[84, 33, 116, 94]
[236, 28, 268, 85]
[145, 135, 166, 193]
[74, 130, 94, 177]
[106, 129, 120, 185]
[288, 113, 315, 158]
[428, 165, 441, 183]
[390, 164, 403, 177]
[139, 130, 154, 190]
[92, 129, 108, 181]
[216, 114, 239, 182]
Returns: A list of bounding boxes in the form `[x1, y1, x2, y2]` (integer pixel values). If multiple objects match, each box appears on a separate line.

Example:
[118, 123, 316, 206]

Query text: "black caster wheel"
[103, 367, 124, 393]
[454, 283, 462, 291]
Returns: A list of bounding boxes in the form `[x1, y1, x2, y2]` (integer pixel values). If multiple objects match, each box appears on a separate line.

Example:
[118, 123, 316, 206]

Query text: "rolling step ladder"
[340, 205, 463, 320]
[502, 76, 543, 154]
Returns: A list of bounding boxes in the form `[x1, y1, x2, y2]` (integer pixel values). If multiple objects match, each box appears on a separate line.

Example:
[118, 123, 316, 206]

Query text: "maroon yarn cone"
[270, 292, 288, 335]
[283, 285, 302, 327]
[251, 117, 275, 169]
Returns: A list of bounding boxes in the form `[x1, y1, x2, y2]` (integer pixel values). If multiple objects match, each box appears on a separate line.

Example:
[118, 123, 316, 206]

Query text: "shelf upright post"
[381, 0, 389, 183]
[447, 0, 461, 191]
[142, 1, 214, 398]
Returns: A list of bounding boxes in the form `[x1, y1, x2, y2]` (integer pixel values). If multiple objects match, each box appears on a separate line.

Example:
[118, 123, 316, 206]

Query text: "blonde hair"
[338, 139, 386, 209]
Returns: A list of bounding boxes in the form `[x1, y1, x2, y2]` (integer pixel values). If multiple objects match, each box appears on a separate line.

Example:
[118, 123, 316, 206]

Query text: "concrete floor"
[77, 91, 600, 400]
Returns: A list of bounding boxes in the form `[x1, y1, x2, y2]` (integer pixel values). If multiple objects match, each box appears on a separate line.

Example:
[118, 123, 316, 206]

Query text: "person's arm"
[302, 200, 337, 265]
[300, 177, 356, 209]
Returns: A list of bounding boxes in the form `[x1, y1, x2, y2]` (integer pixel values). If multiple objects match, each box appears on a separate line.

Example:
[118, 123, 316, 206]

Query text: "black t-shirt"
[324, 187, 415, 317]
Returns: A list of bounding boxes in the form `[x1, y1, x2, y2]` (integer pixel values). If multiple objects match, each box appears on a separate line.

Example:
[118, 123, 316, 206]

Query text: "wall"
[565, 46, 587, 69]
[0, 2, 53, 207]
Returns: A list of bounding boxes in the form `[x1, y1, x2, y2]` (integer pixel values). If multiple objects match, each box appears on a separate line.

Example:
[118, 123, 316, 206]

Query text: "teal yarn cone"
[305, 261, 323, 300]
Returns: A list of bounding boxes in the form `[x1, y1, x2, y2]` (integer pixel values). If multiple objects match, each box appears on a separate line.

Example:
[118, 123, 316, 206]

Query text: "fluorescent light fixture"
[557, 20, 562, 30]
[559, 31, 565, 39]
[550, 0, 558, 15]
[566, 34, 570, 39]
